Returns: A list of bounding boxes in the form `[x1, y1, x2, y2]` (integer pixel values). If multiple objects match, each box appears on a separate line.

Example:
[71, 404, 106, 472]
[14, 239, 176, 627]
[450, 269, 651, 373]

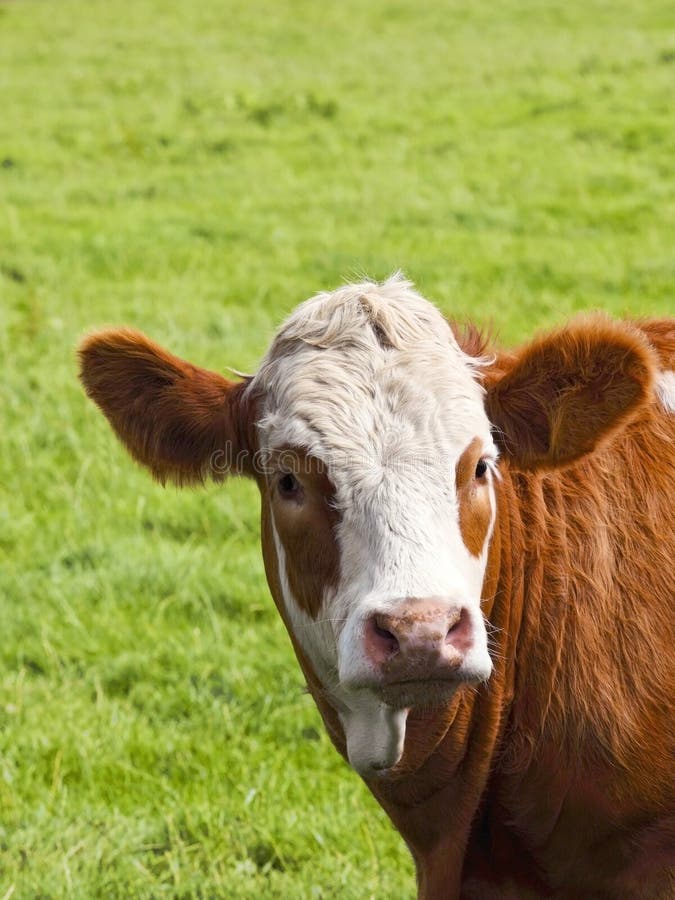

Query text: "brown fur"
[485, 314, 656, 471]
[456, 437, 492, 557]
[451, 321, 492, 359]
[79, 329, 254, 483]
[78, 316, 675, 898]
[266, 450, 341, 618]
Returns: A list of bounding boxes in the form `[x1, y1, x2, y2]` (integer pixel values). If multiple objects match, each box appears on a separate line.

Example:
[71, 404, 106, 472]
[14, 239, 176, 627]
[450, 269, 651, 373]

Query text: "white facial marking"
[250, 275, 497, 771]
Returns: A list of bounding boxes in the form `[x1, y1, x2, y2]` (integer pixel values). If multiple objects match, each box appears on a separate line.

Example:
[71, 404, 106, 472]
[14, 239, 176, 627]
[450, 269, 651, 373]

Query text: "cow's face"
[80, 275, 657, 776]
[250, 279, 496, 773]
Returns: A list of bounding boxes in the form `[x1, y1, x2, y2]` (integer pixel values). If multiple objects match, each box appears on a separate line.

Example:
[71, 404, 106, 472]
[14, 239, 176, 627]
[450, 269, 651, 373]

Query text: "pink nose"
[365, 598, 474, 679]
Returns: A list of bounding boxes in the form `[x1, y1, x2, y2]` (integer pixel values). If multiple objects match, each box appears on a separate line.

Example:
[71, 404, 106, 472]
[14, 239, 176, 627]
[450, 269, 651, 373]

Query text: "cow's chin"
[375, 678, 461, 711]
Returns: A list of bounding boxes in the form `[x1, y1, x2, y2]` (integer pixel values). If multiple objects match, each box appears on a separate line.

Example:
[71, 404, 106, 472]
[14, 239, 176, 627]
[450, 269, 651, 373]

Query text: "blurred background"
[1, 0, 673, 896]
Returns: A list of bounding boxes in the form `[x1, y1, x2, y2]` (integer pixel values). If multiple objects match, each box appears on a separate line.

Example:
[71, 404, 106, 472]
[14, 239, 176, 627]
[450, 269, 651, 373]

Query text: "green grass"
[1, 0, 673, 895]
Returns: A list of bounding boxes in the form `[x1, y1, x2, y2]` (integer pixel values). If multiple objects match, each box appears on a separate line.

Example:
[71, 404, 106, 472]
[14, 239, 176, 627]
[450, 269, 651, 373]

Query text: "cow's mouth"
[375, 676, 464, 710]
[343, 662, 486, 711]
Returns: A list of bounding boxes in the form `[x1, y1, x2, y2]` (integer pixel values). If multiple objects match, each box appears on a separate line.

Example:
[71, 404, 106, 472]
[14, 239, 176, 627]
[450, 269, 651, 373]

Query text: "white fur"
[249, 275, 497, 774]
[655, 370, 675, 413]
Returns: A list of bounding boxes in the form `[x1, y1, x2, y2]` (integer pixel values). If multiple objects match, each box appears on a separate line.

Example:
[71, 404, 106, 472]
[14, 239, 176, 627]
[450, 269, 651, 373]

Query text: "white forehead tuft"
[248, 274, 491, 475]
[261, 272, 455, 352]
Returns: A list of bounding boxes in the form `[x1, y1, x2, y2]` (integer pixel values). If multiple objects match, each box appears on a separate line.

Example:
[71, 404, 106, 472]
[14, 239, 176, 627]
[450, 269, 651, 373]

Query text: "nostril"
[444, 607, 474, 655]
[445, 608, 465, 641]
[374, 619, 399, 653]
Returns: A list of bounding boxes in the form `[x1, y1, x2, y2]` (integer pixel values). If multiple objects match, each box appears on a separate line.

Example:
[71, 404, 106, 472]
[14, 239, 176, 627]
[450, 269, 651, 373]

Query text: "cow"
[79, 275, 675, 898]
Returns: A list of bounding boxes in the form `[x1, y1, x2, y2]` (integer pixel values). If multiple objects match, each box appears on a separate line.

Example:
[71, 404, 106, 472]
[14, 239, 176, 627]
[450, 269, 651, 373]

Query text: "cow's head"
[80, 276, 655, 776]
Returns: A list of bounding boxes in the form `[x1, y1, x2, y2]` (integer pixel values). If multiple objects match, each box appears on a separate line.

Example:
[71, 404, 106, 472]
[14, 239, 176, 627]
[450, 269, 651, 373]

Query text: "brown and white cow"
[79, 276, 675, 898]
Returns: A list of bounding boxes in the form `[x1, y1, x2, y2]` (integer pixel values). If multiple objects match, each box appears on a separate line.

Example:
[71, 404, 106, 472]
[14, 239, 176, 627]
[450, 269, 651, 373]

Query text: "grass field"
[1, 0, 673, 896]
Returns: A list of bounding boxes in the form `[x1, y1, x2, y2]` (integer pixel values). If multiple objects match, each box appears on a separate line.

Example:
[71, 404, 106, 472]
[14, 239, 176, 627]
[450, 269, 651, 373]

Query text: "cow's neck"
[464, 448, 675, 893]
[495, 466, 576, 774]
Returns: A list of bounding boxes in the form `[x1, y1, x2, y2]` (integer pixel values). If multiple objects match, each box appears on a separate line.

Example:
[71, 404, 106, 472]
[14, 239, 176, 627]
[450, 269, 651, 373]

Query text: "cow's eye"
[475, 459, 489, 480]
[278, 472, 300, 498]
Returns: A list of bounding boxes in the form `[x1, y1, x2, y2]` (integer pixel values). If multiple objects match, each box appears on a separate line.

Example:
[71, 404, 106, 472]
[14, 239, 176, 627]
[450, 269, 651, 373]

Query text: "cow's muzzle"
[362, 597, 492, 706]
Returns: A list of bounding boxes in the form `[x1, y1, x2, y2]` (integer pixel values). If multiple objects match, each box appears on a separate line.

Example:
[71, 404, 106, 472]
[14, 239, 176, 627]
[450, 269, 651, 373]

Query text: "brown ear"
[485, 316, 657, 471]
[78, 329, 254, 484]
